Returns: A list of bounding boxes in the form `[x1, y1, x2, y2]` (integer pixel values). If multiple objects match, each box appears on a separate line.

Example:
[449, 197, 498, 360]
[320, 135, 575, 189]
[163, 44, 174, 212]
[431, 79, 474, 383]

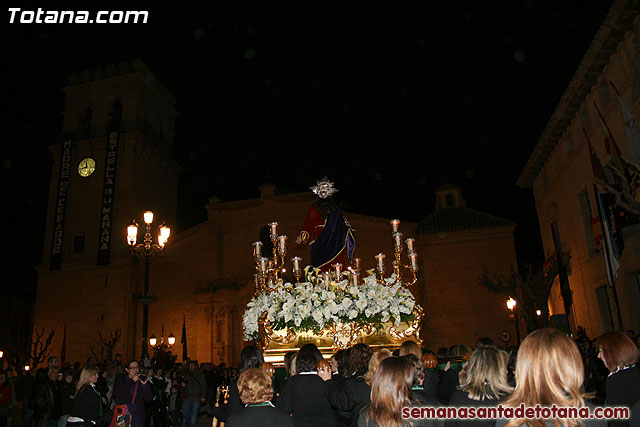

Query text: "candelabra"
[251, 218, 418, 293]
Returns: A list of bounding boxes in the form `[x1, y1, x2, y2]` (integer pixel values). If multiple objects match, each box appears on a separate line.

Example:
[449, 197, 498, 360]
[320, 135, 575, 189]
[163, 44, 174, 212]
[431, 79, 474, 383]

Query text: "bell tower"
[43, 58, 179, 270]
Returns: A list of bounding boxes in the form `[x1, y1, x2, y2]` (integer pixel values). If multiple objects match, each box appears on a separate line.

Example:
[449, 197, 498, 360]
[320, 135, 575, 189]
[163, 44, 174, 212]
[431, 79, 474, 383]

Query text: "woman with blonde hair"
[67, 366, 107, 427]
[498, 328, 604, 427]
[364, 349, 392, 386]
[227, 368, 292, 426]
[447, 347, 512, 427]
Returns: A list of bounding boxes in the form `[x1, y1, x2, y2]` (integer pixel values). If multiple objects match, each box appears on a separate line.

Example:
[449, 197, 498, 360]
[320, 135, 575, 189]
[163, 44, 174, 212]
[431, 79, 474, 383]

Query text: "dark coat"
[33, 378, 62, 420]
[437, 369, 461, 405]
[327, 376, 353, 426]
[59, 381, 76, 415]
[605, 366, 640, 427]
[494, 401, 606, 427]
[227, 405, 293, 427]
[276, 373, 336, 427]
[70, 384, 103, 425]
[357, 398, 444, 427]
[445, 390, 505, 427]
[328, 376, 370, 427]
[113, 375, 152, 427]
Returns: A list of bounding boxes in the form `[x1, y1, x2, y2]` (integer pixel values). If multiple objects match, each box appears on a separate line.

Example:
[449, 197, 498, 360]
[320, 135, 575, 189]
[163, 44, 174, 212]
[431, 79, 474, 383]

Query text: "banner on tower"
[50, 139, 73, 270]
[97, 131, 120, 266]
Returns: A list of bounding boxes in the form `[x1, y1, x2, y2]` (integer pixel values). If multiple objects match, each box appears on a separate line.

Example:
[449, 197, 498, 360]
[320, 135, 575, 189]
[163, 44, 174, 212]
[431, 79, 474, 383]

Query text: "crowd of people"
[0, 328, 638, 427]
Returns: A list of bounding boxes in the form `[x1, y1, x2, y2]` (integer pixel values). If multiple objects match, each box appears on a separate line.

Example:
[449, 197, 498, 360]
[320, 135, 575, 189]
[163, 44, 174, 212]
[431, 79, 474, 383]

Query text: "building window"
[71, 234, 86, 254]
[445, 193, 455, 207]
[564, 136, 574, 156]
[578, 191, 596, 255]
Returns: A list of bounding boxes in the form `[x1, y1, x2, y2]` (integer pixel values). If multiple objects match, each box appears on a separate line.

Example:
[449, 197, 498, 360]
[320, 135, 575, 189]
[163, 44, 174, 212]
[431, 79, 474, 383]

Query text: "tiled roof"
[416, 207, 515, 234]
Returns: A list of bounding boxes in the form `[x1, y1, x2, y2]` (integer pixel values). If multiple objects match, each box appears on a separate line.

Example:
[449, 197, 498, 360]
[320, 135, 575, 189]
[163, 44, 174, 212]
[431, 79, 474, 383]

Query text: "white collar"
[298, 371, 318, 375]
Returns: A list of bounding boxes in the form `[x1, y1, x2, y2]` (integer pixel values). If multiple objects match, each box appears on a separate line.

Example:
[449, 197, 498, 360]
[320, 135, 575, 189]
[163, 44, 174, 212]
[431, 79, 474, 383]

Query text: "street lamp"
[127, 210, 171, 358]
[506, 297, 521, 344]
[149, 326, 175, 350]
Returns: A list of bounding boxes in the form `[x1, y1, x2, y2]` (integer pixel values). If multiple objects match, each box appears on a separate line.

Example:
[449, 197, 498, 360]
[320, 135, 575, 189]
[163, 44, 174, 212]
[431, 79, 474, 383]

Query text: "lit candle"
[351, 271, 360, 286]
[408, 252, 418, 272]
[323, 271, 331, 287]
[268, 260, 274, 271]
[269, 222, 278, 239]
[278, 235, 287, 255]
[390, 219, 400, 233]
[253, 241, 263, 259]
[393, 232, 403, 249]
[375, 253, 385, 273]
[292, 256, 301, 273]
[405, 238, 415, 252]
[334, 263, 342, 278]
[354, 258, 361, 271]
[254, 273, 259, 288]
[259, 257, 268, 273]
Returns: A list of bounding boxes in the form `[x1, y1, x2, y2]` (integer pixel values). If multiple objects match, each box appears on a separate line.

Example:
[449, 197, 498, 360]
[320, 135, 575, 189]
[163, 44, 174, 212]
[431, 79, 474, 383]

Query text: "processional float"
[241, 217, 424, 364]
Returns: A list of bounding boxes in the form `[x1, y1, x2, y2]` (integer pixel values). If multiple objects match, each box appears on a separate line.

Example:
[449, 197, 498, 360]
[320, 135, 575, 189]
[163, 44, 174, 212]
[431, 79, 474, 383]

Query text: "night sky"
[1, 2, 615, 294]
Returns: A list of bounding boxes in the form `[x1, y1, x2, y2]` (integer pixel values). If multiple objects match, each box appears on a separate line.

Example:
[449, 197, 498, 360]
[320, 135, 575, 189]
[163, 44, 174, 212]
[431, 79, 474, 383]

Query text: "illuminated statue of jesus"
[295, 177, 356, 271]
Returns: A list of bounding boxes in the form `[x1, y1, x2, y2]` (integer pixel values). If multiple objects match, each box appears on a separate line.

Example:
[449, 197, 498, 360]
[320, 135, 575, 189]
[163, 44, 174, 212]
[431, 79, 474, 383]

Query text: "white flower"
[241, 277, 421, 340]
[312, 309, 323, 324]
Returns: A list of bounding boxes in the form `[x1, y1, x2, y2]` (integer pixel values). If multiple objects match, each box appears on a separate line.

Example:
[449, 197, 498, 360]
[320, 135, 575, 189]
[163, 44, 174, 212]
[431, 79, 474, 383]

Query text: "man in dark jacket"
[33, 367, 62, 427]
[181, 361, 206, 427]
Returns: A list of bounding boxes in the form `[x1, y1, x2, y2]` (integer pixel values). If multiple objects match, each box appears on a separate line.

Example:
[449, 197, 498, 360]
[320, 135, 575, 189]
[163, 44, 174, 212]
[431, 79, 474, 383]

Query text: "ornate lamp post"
[506, 297, 521, 344]
[149, 326, 176, 349]
[127, 210, 171, 358]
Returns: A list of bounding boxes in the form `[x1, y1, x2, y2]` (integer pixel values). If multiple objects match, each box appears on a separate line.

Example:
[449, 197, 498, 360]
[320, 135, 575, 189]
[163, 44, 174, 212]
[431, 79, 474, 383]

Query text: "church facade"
[34, 59, 520, 365]
[518, 1, 640, 337]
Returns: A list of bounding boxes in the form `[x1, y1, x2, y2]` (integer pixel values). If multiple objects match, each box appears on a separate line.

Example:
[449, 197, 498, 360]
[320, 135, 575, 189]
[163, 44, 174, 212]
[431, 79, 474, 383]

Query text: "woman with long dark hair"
[596, 331, 640, 427]
[277, 343, 336, 426]
[359, 356, 436, 427]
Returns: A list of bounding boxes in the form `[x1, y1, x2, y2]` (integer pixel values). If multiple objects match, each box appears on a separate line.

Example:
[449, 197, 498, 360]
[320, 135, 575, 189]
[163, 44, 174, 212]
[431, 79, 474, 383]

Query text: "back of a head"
[364, 349, 392, 386]
[458, 347, 512, 401]
[504, 328, 585, 426]
[237, 368, 273, 404]
[283, 352, 296, 378]
[239, 345, 264, 373]
[296, 344, 323, 373]
[400, 354, 424, 388]
[367, 357, 414, 427]
[596, 331, 639, 373]
[474, 337, 495, 349]
[449, 344, 471, 357]
[398, 340, 423, 359]
[348, 343, 373, 377]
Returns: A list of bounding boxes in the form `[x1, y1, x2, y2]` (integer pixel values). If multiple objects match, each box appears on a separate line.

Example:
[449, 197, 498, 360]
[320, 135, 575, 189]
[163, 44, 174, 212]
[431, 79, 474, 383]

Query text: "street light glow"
[506, 297, 517, 311]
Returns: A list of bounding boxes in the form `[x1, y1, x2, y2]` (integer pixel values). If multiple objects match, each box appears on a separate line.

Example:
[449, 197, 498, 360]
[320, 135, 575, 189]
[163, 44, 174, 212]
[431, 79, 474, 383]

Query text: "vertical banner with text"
[50, 139, 73, 270]
[97, 131, 120, 265]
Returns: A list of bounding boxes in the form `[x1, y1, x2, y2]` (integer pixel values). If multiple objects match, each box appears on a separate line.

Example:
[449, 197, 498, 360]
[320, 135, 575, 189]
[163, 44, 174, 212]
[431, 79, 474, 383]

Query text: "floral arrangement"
[242, 271, 417, 341]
